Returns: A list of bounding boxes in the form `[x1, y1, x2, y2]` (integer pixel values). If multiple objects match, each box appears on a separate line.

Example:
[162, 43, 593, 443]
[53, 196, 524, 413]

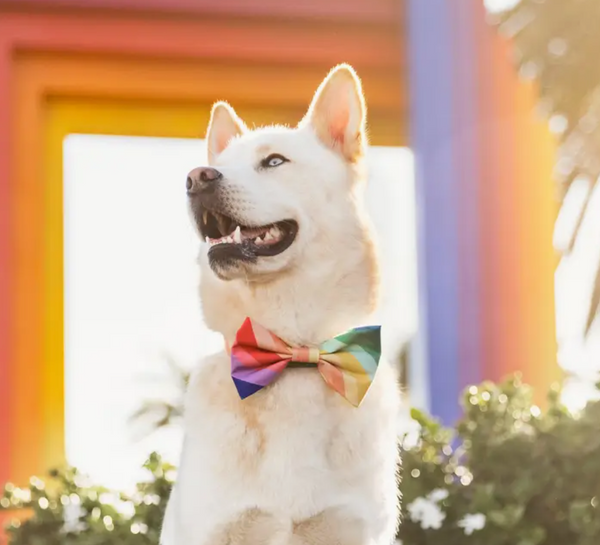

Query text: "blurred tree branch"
[129, 353, 189, 437]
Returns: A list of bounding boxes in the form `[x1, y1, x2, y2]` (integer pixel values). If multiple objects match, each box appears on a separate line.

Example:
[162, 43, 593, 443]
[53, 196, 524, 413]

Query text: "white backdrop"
[63, 135, 419, 489]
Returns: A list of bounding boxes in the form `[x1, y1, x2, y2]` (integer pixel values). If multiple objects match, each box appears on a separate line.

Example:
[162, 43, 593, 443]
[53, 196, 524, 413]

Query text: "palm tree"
[491, 0, 600, 373]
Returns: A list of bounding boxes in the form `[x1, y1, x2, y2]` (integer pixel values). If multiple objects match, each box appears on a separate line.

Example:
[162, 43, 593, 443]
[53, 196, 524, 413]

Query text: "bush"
[0, 454, 174, 545]
[2, 376, 599, 544]
[399, 376, 600, 545]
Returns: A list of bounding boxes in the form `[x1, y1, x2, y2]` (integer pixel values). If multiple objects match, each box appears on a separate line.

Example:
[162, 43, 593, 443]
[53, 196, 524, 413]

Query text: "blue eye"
[261, 154, 288, 168]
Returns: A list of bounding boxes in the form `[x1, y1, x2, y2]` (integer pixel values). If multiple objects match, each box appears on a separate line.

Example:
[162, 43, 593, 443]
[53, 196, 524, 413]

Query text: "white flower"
[62, 503, 87, 534]
[427, 488, 449, 503]
[458, 513, 486, 535]
[12, 488, 31, 502]
[114, 499, 136, 519]
[99, 492, 119, 505]
[407, 497, 446, 530]
[143, 494, 161, 505]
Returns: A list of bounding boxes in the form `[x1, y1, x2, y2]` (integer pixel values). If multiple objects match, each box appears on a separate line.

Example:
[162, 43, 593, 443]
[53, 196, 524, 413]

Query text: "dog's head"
[189, 64, 369, 280]
[189, 65, 379, 342]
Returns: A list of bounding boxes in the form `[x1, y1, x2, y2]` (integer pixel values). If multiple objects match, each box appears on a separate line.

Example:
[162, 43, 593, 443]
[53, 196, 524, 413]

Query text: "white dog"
[161, 64, 401, 545]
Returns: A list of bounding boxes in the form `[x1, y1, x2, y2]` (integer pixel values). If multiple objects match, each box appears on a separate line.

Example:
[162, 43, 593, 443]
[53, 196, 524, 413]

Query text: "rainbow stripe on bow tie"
[229, 318, 382, 407]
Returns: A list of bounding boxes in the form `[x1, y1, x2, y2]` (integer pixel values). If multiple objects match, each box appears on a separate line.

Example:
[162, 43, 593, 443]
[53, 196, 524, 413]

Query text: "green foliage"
[399, 376, 600, 545]
[1, 453, 174, 545]
[2, 377, 599, 544]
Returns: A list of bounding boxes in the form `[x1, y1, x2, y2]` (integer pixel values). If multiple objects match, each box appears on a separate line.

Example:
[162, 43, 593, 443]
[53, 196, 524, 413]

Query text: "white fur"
[161, 65, 401, 545]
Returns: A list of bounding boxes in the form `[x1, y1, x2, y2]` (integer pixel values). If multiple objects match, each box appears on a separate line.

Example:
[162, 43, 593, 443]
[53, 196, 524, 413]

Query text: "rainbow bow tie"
[230, 318, 382, 407]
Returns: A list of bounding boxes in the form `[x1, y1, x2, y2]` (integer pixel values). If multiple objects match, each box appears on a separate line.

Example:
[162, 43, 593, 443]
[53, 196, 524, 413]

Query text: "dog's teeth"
[233, 226, 242, 243]
[205, 236, 209, 243]
[202, 210, 208, 224]
[215, 213, 229, 236]
[265, 231, 274, 241]
[255, 237, 262, 244]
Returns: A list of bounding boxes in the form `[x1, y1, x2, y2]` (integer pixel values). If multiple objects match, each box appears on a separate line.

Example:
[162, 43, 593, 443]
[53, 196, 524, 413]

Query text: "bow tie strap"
[229, 318, 382, 407]
[291, 347, 320, 364]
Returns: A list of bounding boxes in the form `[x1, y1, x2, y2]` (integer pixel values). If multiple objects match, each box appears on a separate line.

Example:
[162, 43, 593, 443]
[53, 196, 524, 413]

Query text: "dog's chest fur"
[169, 350, 400, 543]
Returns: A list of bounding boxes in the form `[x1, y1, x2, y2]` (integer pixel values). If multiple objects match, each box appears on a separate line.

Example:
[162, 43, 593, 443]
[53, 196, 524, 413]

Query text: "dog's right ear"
[206, 102, 247, 165]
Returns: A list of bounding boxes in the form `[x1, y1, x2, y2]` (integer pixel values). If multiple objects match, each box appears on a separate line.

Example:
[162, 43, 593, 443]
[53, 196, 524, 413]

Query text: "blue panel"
[407, 0, 460, 424]
[452, 2, 482, 390]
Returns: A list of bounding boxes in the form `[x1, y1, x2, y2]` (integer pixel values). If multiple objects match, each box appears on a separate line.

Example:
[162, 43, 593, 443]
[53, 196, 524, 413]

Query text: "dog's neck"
[200, 236, 379, 348]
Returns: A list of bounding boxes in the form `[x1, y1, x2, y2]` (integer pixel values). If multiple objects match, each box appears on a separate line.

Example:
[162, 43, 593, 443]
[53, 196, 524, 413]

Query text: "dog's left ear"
[301, 64, 367, 162]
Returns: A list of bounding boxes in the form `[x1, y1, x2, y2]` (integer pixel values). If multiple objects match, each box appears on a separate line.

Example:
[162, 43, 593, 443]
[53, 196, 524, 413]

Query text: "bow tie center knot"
[291, 346, 320, 364]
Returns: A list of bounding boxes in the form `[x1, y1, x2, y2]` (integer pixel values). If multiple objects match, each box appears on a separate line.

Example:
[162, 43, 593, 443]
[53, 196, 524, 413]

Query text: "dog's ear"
[301, 64, 367, 162]
[206, 102, 247, 164]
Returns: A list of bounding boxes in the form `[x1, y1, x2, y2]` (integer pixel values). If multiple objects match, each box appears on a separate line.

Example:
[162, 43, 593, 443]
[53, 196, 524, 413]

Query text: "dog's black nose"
[186, 167, 223, 194]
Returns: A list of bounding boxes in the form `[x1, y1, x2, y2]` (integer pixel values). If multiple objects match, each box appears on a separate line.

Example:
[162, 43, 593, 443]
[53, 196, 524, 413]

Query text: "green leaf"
[517, 526, 547, 545]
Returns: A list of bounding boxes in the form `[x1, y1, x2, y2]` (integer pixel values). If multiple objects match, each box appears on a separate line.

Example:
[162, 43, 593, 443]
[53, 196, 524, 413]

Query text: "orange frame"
[0, 3, 406, 487]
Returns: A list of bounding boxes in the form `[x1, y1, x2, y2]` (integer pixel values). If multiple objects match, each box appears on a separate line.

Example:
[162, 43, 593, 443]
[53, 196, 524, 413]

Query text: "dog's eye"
[261, 154, 288, 169]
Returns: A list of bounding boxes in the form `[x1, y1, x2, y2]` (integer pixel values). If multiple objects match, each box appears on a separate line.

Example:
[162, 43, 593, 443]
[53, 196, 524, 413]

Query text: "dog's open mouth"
[197, 206, 298, 259]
